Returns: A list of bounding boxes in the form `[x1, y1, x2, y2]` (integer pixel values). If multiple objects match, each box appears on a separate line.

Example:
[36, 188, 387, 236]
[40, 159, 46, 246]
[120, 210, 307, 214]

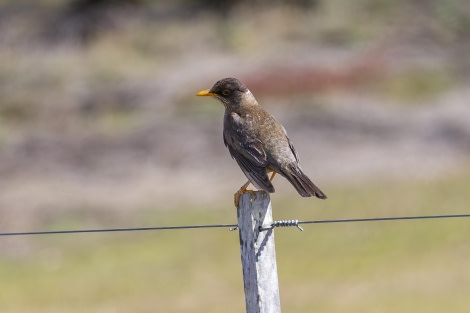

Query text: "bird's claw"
[234, 188, 257, 207]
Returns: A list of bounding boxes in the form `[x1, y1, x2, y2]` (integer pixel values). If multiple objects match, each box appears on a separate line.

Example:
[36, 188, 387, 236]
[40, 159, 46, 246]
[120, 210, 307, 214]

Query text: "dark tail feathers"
[283, 165, 327, 199]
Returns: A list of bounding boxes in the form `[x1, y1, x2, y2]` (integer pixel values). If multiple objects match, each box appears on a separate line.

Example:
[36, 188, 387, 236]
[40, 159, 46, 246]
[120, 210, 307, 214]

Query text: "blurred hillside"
[0, 0, 469, 237]
[1, 2, 470, 313]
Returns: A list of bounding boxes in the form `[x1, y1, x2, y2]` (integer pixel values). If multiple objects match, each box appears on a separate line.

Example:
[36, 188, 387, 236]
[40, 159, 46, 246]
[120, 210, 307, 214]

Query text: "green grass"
[1, 169, 470, 313]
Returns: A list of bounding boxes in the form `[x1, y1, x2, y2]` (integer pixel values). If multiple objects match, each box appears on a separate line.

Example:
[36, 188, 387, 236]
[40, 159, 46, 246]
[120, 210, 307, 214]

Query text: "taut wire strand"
[0, 214, 469, 237]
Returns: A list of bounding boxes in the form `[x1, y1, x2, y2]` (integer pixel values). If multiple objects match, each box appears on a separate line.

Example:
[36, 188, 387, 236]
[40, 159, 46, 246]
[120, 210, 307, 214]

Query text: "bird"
[197, 77, 326, 206]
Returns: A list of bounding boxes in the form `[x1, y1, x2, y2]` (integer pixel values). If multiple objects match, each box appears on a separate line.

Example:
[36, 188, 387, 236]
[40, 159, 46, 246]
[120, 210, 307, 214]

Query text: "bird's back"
[228, 104, 298, 172]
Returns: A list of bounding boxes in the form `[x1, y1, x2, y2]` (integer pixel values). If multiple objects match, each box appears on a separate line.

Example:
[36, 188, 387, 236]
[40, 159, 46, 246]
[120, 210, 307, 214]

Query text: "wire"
[0, 213, 469, 237]
[0, 224, 238, 237]
[298, 213, 470, 225]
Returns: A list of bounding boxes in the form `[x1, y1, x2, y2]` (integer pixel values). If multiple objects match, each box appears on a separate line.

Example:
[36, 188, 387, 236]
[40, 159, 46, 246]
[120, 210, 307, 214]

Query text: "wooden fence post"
[237, 191, 281, 313]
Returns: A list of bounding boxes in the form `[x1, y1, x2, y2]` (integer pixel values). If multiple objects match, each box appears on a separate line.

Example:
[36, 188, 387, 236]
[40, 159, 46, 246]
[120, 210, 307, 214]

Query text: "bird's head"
[197, 77, 255, 108]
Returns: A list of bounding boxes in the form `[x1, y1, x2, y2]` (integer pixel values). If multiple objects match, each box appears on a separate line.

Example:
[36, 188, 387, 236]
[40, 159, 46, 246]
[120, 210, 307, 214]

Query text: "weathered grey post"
[237, 191, 281, 313]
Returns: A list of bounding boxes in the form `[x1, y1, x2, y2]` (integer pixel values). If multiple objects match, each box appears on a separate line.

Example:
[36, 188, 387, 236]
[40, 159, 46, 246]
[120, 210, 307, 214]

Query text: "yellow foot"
[234, 187, 257, 207]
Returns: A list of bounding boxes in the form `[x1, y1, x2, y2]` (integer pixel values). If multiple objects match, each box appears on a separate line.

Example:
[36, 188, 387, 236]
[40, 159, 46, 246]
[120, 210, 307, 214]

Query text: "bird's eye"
[222, 89, 231, 96]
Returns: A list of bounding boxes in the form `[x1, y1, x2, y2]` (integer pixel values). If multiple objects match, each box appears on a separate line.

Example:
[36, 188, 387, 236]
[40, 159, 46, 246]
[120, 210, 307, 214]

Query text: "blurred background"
[0, 0, 469, 312]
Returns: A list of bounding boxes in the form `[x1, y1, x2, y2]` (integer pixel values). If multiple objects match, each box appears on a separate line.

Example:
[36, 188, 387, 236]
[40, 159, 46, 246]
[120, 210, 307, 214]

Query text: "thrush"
[197, 77, 327, 206]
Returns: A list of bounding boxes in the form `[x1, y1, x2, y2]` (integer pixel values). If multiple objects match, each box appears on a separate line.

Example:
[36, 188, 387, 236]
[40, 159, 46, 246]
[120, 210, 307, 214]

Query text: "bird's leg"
[234, 180, 257, 207]
[270, 172, 276, 182]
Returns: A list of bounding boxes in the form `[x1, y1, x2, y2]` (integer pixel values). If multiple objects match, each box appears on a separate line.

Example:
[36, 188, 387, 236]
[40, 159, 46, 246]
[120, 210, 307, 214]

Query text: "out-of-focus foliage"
[0, 0, 468, 228]
[0, 0, 469, 312]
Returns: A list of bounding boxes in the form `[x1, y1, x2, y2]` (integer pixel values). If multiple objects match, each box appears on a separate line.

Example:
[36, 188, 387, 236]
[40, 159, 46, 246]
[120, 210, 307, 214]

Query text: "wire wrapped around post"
[259, 219, 304, 231]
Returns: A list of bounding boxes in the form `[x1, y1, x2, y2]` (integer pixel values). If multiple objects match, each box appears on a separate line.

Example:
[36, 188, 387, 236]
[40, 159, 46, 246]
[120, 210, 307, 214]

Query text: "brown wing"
[281, 125, 300, 163]
[223, 112, 274, 192]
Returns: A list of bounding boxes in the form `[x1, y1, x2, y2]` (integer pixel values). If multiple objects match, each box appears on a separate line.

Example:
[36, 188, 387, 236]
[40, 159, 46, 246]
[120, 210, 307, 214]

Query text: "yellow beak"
[196, 89, 217, 97]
